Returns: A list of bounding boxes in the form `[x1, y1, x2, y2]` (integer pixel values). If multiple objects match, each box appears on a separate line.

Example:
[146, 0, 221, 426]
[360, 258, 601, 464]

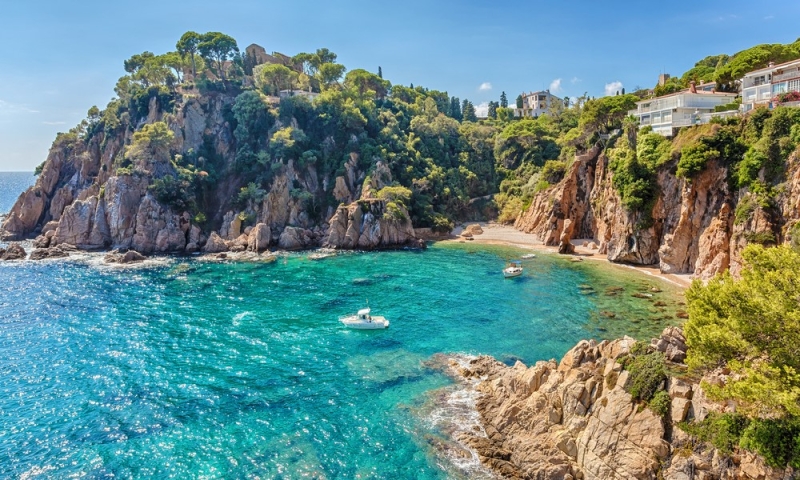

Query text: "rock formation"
[445, 329, 789, 479]
[0, 243, 27, 260]
[324, 199, 423, 250]
[1, 90, 422, 255]
[514, 146, 794, 280]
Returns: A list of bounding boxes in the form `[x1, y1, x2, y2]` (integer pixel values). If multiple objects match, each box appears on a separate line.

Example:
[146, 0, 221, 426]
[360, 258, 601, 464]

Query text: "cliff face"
[1, 93, 420, 254]
[515, 146, 795, 280]
[447, 330, 788, 480]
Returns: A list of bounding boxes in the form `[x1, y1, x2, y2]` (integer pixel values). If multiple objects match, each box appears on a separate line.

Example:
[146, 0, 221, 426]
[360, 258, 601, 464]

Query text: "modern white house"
[628, 85, 738, 137]
[741, 59, 800, 112]
[514, 90, 562, 118]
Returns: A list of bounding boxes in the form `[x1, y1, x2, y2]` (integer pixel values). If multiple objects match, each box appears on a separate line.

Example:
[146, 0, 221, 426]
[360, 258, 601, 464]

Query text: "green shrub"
[680, 413, 749, 455]
[790, 222, 800, 252]
[34, 161, 46, 176]
[540, 160, 567, 184]
[677, 143, 719, 178]
[649, 390, 671, 418]
[608, 136, 656, 212]
[743, 230, 776, 245]
[431, 214, 454, 234]
[623, 345, 667, 402]
[498, 196, 523, 224]
[734, 196, 755, 226]
[383, 201, 407, 222]
[739, 417, 800, 468]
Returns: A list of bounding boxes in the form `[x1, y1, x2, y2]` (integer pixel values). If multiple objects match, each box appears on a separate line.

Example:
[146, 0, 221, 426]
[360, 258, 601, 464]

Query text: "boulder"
[29, 245, 71, 260]
[464, 224, 484, 235]
[33, 234, 51, 249]
[104, 250, 146, 264]
[278, 226, 307, 250]
[650, 326, 688, 363]
[0, 243, 26, 260]
[203, 232, 228, 253]
[248, 223, 271, 252]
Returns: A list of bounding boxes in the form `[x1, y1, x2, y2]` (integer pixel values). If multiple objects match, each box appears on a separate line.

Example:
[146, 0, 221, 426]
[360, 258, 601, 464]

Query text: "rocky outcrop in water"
[324, 199, 422, 250]
[514, 145, 794, 280]
[0, 243, 27, 261]
[1, 90, 421, 254]
[446, 329, 789, 479]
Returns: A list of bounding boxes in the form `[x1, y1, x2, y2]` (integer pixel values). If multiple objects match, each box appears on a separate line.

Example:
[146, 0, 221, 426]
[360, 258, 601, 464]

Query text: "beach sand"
[445, 222, 693, 289]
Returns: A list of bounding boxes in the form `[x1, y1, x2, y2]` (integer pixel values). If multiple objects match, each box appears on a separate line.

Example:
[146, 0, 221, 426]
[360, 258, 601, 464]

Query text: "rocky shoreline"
[437, 329, 792, 480]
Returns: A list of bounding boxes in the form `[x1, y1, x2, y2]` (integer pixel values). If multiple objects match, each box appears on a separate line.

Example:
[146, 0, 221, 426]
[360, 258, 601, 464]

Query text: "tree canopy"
[685, 244, 800, 418]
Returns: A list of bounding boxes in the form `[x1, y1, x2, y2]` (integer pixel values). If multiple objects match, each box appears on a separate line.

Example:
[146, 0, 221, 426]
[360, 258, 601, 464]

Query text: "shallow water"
[0, 243, 684, 478]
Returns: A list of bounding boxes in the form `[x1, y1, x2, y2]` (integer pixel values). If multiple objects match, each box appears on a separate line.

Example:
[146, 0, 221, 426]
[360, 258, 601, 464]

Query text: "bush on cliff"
[685, 244, 800, 418]
[622, 342, 667, 403]
[684, 244, 800, 467]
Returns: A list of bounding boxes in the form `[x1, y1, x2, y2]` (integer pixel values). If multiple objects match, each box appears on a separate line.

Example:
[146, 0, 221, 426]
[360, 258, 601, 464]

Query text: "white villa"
[628, 85, 738, 137]
[514, 90, 562, 118]
[741, 59, 800, 112]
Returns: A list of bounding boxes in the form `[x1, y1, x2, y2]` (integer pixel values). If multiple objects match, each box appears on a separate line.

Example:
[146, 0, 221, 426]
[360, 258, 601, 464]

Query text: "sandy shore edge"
[441, 222, 692, 289]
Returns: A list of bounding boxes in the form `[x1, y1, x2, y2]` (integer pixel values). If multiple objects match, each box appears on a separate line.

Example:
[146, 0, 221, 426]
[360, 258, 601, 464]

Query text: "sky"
[0, 0, 798, 171]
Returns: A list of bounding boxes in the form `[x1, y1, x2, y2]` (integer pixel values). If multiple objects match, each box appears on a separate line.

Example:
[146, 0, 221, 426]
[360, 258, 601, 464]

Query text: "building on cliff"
[741, 58, 800, 112]
[628, 85, 738, 137]
[514, 90, 563, 118]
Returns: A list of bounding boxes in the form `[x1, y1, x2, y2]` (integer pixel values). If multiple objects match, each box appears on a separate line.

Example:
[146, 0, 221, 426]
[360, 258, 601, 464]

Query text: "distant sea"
[0, 233, 686, 477]
[0, 171, 36, 214]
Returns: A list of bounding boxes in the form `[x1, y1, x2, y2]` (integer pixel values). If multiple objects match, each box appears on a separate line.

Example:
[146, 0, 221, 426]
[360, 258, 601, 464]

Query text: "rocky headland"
[442, 328, 792, 480]
[0, 91, 424, 259]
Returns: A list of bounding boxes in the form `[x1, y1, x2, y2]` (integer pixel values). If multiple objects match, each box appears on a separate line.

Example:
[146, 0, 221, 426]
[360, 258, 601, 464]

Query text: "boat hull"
[339, 315, 390, 329]
[503, 268, 523, 278]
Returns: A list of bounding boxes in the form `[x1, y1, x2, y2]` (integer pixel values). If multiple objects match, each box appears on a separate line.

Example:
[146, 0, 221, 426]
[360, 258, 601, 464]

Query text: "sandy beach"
[446, 222, 693, 289]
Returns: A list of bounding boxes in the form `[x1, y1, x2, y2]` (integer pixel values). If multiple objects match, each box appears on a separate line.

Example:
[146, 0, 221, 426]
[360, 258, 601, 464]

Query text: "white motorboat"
[503, 260, 523, 278]
[521, 253, 536, 259]
[339, 307, 390, 329]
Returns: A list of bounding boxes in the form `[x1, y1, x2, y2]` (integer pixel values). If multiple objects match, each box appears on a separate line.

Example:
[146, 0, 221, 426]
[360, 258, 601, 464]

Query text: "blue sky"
[0, 0, 798, 171]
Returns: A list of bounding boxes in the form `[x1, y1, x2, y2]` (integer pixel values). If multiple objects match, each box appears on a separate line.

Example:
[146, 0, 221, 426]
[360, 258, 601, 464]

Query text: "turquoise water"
[0, 243, 685, 478]
[0, 171, 35, 214]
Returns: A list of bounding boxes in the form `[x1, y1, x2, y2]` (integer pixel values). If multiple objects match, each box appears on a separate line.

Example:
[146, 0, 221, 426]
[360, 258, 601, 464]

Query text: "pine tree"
[462, 99, 477, 122]
[488, 101, 498, 119]
[516, 94, 524, 109]
[449, 96, 462, 121]
[378, 66, 383, 79]
[500, 91, 508, 108]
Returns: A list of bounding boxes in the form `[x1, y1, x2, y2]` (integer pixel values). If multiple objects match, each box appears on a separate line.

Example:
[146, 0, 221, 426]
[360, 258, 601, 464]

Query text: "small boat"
[521, 253, 537, 259]
[339, 307, 390, 329]
[503, 260, 523, 278]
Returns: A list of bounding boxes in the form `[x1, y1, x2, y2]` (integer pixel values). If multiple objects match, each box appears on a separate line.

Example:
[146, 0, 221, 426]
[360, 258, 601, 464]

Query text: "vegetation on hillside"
[652, 38, 800, 95]
[681, 245, 800, 468]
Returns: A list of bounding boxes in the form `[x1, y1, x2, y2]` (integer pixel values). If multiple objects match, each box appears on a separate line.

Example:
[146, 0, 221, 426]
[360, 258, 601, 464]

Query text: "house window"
[789, 79, 800, 92]
[773, 83, 787, 94]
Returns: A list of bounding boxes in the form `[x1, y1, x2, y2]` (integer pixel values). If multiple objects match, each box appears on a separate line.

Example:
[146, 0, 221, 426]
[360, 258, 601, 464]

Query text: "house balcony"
[772, 71, 800, 83]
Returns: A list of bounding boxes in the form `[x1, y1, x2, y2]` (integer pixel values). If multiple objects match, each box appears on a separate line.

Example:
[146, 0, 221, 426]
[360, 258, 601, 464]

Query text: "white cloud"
[711, 13, 738, 22]
[764, 15, 774, 20]
[0, 99, 39, 114]
[571, 77, 581, 84]
[549, 78, 562, 93]
[604, 81, 624, 96]
[474, 101, 489, 117]
[479, 82, 492, 91]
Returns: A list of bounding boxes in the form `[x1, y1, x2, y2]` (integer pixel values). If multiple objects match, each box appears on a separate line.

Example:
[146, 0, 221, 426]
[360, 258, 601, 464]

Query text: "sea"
[0, 171, 36, 215]
[0, 172, 686, 478]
